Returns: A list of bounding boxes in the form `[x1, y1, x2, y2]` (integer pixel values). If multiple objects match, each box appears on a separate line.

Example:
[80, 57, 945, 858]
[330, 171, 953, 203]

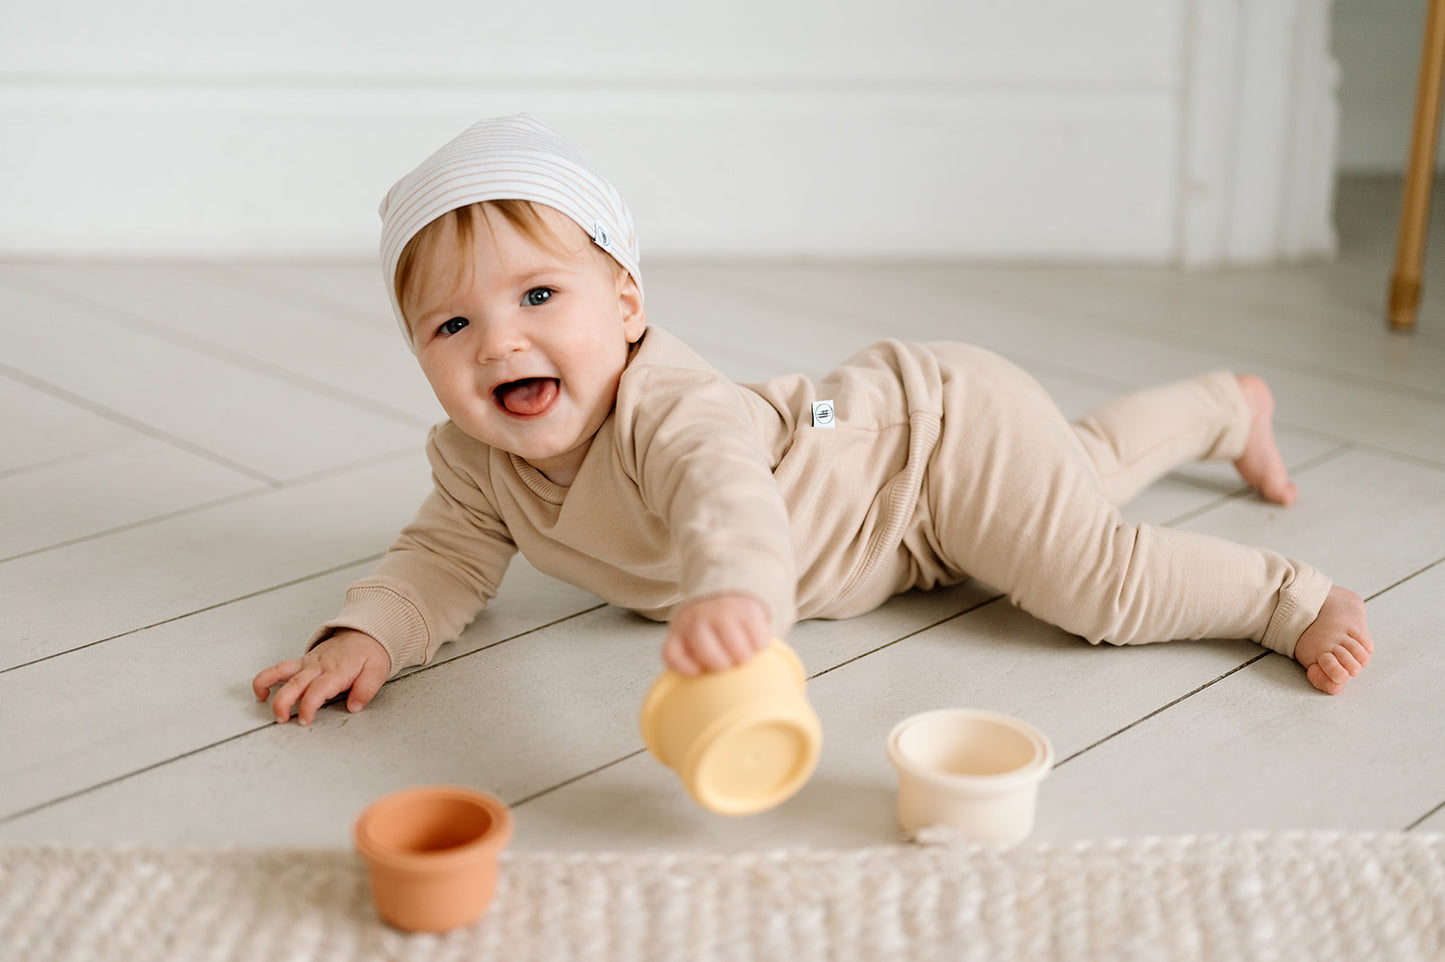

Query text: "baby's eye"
[438, 317, 468, 337]
[524, 287, 553, 307]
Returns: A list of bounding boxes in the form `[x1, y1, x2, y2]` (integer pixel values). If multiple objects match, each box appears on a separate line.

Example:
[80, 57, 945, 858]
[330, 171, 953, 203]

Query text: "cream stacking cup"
[641, 640, 822, 816]
[353, 785, 513, 932]
[887, 708, 1054, 845]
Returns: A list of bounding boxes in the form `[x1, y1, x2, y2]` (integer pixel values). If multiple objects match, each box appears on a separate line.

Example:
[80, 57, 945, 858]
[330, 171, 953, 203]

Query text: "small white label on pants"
[812, 399, 837, 428]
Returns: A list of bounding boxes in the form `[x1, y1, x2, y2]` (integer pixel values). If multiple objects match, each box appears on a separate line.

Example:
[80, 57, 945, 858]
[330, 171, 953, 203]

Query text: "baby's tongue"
[497, 378, 559, 416]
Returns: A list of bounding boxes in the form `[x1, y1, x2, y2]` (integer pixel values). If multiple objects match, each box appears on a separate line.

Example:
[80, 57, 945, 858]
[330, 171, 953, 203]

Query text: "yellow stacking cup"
[641, 641, 822, 816]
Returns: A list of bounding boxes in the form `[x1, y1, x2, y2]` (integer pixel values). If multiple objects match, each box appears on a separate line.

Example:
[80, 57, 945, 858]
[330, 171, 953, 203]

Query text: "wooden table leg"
[1390, 0, 1445, 331]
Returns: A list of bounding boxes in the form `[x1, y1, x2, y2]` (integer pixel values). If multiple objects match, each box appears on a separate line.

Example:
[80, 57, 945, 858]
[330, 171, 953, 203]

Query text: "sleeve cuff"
[306, 579, 436, 678]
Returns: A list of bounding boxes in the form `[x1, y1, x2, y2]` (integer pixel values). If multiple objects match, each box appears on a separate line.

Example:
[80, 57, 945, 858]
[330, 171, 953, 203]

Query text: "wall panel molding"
[1177, 0, 1339, 267]
[0, 0, 1338, 264]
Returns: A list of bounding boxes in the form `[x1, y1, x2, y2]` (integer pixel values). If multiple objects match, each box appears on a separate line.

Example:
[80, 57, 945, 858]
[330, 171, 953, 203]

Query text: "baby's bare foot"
[1294, 586, 1373, 694]
[1234, 374, 1298, 506]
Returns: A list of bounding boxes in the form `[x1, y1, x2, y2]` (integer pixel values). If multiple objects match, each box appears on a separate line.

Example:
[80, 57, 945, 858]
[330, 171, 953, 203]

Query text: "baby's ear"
[618, 271, 647, 343]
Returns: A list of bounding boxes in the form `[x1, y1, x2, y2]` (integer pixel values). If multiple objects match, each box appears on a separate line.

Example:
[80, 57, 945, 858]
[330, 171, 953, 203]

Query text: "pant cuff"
[1259, 560, 1333, 659]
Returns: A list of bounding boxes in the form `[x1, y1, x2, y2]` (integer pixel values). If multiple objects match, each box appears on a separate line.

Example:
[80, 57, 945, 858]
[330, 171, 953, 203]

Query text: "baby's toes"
[1331, 644, 1364, 677]
[1348, 636, 1372, 666]
[1319, 649, 1354, 685]
[1306, 662, 1345, 695]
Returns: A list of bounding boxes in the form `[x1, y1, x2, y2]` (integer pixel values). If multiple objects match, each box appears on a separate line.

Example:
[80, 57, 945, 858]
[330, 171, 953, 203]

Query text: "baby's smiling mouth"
[493, 377, 560, 417]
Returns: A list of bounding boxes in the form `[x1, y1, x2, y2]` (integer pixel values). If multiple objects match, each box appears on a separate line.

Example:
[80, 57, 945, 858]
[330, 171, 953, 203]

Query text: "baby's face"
[405, 205, 646, 485]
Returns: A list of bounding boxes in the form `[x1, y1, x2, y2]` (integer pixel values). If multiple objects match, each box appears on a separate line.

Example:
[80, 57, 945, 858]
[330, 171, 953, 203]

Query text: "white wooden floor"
[2, 176, 1443, 854]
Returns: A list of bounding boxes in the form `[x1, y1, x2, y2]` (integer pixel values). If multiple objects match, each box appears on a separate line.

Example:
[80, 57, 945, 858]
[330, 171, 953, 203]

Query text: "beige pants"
[906, 346, 1331, 658]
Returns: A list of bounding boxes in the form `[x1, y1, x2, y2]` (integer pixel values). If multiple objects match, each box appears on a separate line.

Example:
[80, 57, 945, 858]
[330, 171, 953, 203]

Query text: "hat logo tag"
[592, 222, 612, 249]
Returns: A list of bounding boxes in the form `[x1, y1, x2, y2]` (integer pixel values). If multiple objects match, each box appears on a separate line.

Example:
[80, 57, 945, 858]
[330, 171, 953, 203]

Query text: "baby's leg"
[922, 346, 1367, 691]
[1071, 371, 1296, 506]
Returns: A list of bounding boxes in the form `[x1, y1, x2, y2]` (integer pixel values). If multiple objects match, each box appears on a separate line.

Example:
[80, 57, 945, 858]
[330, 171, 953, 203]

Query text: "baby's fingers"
[683, 627, 736, 673]
[715, 622, 763, 667]
[662, 634, 704, 677]
[347, 660, 389, 714]
[294, 669, 359, 727]
[270, 667, 321, 723]
[253, 659, 302, 701]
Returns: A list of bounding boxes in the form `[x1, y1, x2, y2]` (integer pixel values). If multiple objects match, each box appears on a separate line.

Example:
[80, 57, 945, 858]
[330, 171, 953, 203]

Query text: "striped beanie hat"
[378, 114, 642, 345]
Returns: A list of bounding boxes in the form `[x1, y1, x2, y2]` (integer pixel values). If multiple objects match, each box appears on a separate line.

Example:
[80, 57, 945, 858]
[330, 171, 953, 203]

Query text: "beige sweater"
[311, 328, 948, 675]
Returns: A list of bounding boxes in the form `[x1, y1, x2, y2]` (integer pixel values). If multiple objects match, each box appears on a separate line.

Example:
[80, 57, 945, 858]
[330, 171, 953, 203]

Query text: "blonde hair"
[393, 199, 622, 329]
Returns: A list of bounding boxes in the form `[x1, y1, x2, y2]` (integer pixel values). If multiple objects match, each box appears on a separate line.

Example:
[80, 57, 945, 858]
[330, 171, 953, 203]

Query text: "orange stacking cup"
[353, 785, 512, 932]
[641, 640, 822, 816]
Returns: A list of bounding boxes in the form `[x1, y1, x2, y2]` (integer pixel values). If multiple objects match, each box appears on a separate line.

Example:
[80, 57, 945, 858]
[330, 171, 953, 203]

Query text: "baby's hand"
[252, 629, 392, 725]
[662, 593, 771, 676]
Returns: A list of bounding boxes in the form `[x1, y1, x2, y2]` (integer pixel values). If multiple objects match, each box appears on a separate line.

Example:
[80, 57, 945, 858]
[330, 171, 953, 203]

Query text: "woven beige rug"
[3, 833, 1443, 961]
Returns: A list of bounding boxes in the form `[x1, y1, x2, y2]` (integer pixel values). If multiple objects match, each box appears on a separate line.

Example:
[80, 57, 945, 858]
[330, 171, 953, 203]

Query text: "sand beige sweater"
[311, 328, 946, 674]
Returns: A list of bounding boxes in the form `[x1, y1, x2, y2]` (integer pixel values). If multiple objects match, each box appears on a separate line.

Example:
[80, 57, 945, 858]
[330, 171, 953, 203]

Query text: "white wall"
[0, 0, 1337, 263]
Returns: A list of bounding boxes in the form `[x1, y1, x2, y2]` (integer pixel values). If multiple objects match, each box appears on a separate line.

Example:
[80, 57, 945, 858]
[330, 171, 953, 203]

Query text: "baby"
[254, 115, 1373, 726]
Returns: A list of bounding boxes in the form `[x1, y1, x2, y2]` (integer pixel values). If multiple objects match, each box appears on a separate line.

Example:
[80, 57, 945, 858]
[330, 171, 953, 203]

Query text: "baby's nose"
[477, 323, 527, 362]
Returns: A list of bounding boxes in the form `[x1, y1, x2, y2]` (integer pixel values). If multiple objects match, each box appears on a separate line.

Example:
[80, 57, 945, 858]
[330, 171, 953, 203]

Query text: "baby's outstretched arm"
[662, 592, 771, 676]
[252, 629, 392, 725]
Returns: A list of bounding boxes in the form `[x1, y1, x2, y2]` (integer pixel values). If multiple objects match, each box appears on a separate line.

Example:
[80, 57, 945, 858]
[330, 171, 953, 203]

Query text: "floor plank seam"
[1053, 652, 1271, 769]
[0, 443, 131, 482]
[209, 264, 389, 332]
[0, 725, 269, 827]
[265, 443, 421, 490]
[1365, 555, 1445, 601]
[1348, 439, 1445, 473]
[804, 592, 1008, 683]
[0, 485, 279, 565]
[1, 268, 433, 430]
[989, 282, 1445, 403]
[0, 360, 280, 486]
[1406, 799, 1445, 832]
[0, 554, 386, 676]
[0, 605, 614, 824]
[386, 602, 611, 685]
[1156, 443, 1355, 529]
[1105, 323, 1445, 404]
[1, 442, 422, 564]
[508, 750, 650, 810]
